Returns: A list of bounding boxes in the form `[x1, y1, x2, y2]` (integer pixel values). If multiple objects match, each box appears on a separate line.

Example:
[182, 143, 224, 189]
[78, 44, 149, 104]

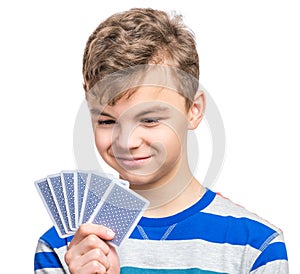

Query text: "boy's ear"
[187, 90, 206, 130]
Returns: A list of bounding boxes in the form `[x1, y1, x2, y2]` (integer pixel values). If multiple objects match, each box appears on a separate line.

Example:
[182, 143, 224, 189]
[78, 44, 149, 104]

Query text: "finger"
[84, 248, 111, 270]
[65, 233, 111, 265]
[106, 246, 120, 273]
[69, 258, 108, 274]
[69, 223, 115, 248]
[67, 248, 111, 273]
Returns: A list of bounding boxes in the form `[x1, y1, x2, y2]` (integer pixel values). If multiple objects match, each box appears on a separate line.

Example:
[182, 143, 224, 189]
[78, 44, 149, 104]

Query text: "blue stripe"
[134, 189, 278, 249]
[250, 242, 288, 271]
[132, 212, 277, 249]
[121, 267, 226, 274]
[138, 189, 216, 227]
[34, 252, 62, 270]
[175, 213, 276, 249]
[40, 226, 73, 249]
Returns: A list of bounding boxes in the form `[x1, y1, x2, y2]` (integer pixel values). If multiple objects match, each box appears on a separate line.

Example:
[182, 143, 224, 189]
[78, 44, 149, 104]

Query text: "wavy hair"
[83, 8, 199, 107]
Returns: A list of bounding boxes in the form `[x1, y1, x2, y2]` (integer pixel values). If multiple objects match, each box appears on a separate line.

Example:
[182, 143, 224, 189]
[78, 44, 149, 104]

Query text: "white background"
[0, 0, 299, 272]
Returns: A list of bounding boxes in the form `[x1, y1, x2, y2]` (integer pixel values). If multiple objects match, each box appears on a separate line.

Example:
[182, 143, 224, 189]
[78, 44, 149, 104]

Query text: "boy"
[34, 8, 288, 273]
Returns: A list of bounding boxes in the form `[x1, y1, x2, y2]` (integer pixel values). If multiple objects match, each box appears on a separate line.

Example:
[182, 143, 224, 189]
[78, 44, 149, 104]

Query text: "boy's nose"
[112, 123, 142, 152]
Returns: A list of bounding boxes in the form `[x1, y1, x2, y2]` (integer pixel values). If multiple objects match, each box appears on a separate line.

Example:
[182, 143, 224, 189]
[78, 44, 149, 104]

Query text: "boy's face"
[88, 86, 201, 189]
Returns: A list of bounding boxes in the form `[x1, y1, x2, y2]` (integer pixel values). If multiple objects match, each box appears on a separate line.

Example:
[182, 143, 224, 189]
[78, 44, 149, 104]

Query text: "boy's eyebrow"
[90, 105, 170, 118]
[134, 106, 170, 118]
[90, 108, 115, 118]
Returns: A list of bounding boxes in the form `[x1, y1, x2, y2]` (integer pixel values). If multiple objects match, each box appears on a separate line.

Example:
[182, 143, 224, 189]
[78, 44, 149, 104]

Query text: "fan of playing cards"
[35, 170, 149, 247]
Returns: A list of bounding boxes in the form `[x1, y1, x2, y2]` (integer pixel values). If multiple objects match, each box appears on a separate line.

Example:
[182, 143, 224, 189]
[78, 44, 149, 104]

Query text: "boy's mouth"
[115, 155, 152, 167]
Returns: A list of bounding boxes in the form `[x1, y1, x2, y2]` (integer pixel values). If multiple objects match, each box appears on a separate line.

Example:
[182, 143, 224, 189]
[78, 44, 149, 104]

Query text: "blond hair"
[83, 8, 199, 107]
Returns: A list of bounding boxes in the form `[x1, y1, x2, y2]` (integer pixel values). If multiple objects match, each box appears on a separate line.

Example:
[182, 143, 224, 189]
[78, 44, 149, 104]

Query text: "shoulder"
[203, 190, 285, 248]
[205, 190, 281, 230]
[203, 192, 289, 272]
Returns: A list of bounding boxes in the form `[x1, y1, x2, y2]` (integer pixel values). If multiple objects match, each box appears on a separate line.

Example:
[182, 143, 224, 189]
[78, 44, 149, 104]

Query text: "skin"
[65, 223, 120, 273]
[65, 86, 205, 273]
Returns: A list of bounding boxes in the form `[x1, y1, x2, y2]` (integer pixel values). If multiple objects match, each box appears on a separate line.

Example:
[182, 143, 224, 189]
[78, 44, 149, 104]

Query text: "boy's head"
[83, 8, 204, 198]
[82, 8, 199, 109]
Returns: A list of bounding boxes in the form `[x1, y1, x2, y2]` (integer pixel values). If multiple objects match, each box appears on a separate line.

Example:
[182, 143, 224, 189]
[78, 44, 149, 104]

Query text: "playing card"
[115, 178, 130, 188]
[90, 179, 149, 247]
[35, 169, 148, 243]
[79, 171, 113, 225]
[76, 170, 89, 227]
[47, 173, 74, 234]
[35, 178, 68, 238]
[61, 170, 77, 230]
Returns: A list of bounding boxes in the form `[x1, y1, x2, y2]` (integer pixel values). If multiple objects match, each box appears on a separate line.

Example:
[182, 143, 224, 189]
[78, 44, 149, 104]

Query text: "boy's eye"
[140, 118, 160, 126]
[97, 119, 116, 126]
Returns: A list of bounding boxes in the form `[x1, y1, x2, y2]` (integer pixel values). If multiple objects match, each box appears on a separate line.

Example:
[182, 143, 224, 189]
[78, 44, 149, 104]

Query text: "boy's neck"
[131, 155, 191, 206]
[143, 177, 205, 218]
[132, 155, 206, 218]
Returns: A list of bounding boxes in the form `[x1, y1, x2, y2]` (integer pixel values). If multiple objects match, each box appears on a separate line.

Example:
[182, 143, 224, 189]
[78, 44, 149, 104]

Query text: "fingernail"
[106, 228, 115, 237]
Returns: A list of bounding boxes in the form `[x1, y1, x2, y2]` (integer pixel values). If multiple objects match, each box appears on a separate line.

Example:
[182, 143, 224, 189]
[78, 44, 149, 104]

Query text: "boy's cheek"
[94, 131, 111, 153]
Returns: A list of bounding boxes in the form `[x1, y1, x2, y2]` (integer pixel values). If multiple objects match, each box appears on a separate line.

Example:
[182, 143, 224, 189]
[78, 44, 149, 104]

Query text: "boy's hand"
[65, 223, 120, 274]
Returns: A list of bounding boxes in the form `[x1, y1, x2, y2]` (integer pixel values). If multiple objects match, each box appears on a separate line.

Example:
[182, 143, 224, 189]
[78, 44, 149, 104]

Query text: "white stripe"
[269, 233, 285, 244]
[203, 194, 282, 232]
[56, 245, 69, 273]
[35, 268, 65, 274]
[250, 260, 289, 273]
[35, 240, 70, 273]
[118, 238, 259, 273]
[35, 239, 53, 253]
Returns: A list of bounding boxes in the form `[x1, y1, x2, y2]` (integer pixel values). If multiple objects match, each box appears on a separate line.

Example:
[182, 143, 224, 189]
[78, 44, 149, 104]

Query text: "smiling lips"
[115, 155, 152, 167]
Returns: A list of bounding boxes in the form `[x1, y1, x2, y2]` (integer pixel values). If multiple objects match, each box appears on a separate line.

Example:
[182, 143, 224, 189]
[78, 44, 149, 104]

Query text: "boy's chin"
[118, 172, 160, 190]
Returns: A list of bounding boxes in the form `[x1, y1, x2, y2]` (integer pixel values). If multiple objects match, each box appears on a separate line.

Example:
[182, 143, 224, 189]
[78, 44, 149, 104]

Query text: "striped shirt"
[34, 189, 288, 273]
